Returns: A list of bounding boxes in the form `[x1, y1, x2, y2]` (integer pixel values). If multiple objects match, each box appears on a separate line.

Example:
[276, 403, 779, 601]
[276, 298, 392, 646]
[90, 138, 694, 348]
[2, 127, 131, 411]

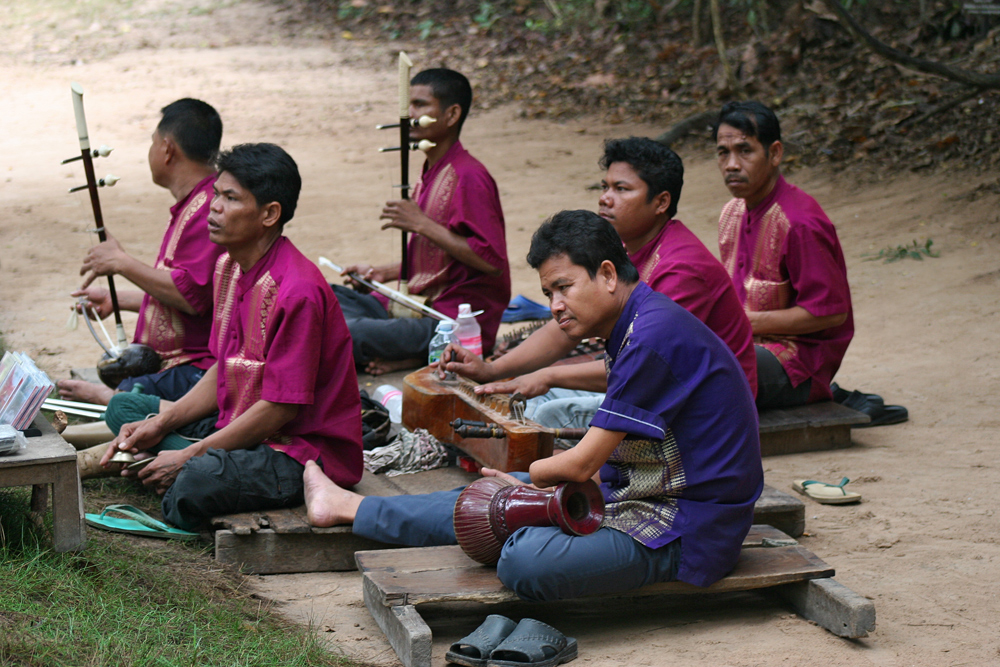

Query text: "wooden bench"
[758, 401, 869, 456]
[0, 415, 86, 552]
[356, 526, 875, 667]
[212, 480, 804, 573]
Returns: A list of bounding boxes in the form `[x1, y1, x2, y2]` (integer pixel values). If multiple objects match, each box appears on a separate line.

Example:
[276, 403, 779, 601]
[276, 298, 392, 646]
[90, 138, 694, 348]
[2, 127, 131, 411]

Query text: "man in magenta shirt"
[59, 99, 225, 405]
[714, 101, 853, 409]
[440, 138, 756, 423]
[334, 68, 510, 375]
[99, 143, 363, 530]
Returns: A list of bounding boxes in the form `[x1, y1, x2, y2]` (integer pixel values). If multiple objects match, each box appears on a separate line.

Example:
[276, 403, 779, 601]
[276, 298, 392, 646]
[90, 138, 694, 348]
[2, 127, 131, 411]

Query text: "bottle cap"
[457, 303, 484, 318]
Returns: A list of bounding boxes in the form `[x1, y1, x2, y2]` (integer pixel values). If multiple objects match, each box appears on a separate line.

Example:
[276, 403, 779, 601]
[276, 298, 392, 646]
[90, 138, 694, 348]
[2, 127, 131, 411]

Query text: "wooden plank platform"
[758, 401, 869, 457]
[356, 528, 874, 667]
[212, 479, 804, 573]
[0, 415, 86, 552]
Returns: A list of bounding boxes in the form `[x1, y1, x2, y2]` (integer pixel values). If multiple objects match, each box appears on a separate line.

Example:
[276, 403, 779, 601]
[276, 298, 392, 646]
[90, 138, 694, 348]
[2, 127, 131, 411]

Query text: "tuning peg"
[411, 115, 436, 128]
[414, 140, 436, 152]
[93, 145, 114, 158]
[68, 174, 120, 193]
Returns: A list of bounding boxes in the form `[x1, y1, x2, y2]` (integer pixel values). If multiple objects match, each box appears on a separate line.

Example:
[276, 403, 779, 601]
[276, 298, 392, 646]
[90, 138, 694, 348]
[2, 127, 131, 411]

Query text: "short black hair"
[215, 143, 301, 227]
[411, 68, 472, 133]
[713, 100, 782, 149]
[157, 98, 223, 164]
[599, 137, 684, 218]
[527, 210, 639, 284]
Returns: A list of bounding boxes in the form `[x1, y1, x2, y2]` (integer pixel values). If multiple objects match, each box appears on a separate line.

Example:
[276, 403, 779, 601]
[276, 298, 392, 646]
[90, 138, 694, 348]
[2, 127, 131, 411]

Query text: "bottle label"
[458, 334, 482, 357]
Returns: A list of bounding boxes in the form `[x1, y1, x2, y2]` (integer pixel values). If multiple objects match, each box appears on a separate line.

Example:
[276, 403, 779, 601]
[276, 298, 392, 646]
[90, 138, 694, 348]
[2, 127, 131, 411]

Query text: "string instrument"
[64, 83, 160, 388]
[401, 367, 586, 472]
[375, 52, 436, 319]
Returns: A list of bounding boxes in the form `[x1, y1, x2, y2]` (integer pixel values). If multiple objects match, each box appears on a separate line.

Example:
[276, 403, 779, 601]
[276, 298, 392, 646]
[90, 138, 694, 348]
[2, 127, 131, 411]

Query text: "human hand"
[380, 199, 433, 235]
[476, 370, 550, 399]
[439, 343, 494, 382]
[137, 448, 193, 494]
[100, 417, 166, 467]
[80, 236, 129, 289]
[480, 468, 529, 486]
[342, 263, 397, 291]
[71, 286, 113, 320]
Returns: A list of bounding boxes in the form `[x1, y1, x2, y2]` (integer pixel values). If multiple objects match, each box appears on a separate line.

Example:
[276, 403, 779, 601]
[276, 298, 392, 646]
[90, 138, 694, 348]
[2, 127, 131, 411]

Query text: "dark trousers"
[104, 392, 304, 531]
[754, 345, 812, 411]
[117, 363, 207, 402]
[352, 472, 681, 602]
[332, 284, 437, 365]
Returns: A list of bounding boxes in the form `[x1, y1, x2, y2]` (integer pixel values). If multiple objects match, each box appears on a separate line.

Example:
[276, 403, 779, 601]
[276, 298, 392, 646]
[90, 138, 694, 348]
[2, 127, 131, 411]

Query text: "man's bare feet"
[57, 379, 115, 406]
[303, 460, 364, 527]
[364, 357, 423, 377]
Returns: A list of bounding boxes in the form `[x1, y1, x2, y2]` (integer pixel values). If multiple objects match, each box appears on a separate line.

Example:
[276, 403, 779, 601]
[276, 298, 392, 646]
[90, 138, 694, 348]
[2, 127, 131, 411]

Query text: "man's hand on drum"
[475, 369, 551, 399]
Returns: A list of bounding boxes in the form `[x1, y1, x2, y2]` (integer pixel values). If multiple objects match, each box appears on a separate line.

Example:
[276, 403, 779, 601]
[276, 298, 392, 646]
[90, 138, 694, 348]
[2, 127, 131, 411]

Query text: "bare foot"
[303, 460, 364, 527]
[57, 379, 114, 406]
[364, 357, 423, 377]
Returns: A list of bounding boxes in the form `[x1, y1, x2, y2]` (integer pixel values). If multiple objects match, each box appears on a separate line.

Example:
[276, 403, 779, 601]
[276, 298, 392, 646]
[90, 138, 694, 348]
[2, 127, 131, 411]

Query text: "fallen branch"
[819, 0, 1000, 89]
[897, 88, 986, 129]
[654, 109, 718, 147]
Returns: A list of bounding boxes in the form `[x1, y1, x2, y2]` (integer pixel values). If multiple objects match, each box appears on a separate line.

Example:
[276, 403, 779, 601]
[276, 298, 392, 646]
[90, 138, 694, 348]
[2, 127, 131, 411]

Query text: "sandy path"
[2, 5, 999, 665]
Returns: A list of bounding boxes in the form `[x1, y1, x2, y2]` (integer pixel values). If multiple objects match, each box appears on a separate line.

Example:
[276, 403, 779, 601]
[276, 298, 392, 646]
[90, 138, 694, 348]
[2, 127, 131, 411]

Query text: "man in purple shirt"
[303, 211, 762, 600]
[714, 101, 853, 409]
[98, 143, 363, 530]
[335, 69, 510, 375]
[59, 99, 225, 405]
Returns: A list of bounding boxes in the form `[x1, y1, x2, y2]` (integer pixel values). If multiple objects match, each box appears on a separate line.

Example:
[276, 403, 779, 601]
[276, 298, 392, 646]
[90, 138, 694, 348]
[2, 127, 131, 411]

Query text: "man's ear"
[443, 103, 462, 130]
[162, 136, 178, 165]
[260, 201, 282, 229]
[600, 260, 618, 292]
[768, 140, 784, 167]
[653, 190, 672, 217]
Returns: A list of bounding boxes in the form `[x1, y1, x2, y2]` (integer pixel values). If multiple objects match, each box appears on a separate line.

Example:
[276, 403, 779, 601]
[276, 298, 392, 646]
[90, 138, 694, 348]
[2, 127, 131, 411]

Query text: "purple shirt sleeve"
[783, 223, 851, 319]
[591, 342, 688, 441]
[445, 170, 507, 271]
[260, 292, 323, 405]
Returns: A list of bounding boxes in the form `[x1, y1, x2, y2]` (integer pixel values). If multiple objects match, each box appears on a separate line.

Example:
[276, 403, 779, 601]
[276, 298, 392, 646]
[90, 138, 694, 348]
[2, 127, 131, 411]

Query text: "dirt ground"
[2, 2, 999, 666]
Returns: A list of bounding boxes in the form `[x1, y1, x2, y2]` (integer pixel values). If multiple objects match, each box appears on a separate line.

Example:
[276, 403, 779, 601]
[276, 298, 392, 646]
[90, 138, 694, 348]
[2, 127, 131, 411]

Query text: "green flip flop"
[85, 504, 199, 540]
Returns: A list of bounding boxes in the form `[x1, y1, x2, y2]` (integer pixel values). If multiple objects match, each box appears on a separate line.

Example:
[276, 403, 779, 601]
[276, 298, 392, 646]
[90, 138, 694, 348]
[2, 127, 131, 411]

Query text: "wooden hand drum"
[453, 476, 605, 565]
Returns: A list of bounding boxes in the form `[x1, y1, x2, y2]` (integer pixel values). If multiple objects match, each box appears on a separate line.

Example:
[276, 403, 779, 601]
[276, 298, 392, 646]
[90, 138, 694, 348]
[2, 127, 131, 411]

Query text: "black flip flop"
[447, 614, 517, 667]
[487, 618, 577, 667]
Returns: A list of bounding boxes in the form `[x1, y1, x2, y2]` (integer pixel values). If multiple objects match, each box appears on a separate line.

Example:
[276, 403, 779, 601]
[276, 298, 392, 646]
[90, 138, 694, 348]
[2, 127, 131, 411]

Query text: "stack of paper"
[0, 351, 55, 430]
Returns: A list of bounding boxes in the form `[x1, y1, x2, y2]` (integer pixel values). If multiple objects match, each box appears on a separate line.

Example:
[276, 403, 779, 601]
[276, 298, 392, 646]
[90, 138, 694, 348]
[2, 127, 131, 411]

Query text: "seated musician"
[303, 211, 762, 601]
[714, 101, 853, 409]
[333, 68, 510, 375]
[95, 143, 363, 530]
[442, 137, 756, 431]
[59, 99, 226, 405]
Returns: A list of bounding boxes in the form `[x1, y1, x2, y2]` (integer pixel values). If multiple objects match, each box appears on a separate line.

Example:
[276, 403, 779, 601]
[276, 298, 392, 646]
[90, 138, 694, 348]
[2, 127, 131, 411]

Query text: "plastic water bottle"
[428, 320, 458, 366]
[372, 384, 403, 424]
[454, 303, 483, 358]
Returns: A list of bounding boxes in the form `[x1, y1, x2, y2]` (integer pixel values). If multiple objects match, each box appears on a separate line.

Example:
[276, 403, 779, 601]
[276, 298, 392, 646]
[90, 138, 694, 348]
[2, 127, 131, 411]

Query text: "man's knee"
[104, 392, 161, 434]
[161, 451, 233, 530]
[495, 528, 565, 602]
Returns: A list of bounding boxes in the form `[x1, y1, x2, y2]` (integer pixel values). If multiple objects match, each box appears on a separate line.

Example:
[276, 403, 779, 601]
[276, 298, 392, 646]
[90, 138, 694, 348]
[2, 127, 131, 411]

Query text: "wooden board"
[758, 401, 870, 457]
[754, 484, 805, 538]
[357, 529, 872, 667]
[358, 539, 831, 607]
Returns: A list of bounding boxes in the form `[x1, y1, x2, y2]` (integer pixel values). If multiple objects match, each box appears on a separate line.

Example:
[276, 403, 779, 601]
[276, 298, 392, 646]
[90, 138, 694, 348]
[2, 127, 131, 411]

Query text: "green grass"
[0, 481, 353, 667]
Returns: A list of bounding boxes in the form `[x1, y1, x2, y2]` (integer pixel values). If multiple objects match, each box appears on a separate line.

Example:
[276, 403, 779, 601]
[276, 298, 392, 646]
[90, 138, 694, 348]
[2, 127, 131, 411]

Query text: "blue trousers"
[353, 473, 681, 602]
[117, 363, 207, 402]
